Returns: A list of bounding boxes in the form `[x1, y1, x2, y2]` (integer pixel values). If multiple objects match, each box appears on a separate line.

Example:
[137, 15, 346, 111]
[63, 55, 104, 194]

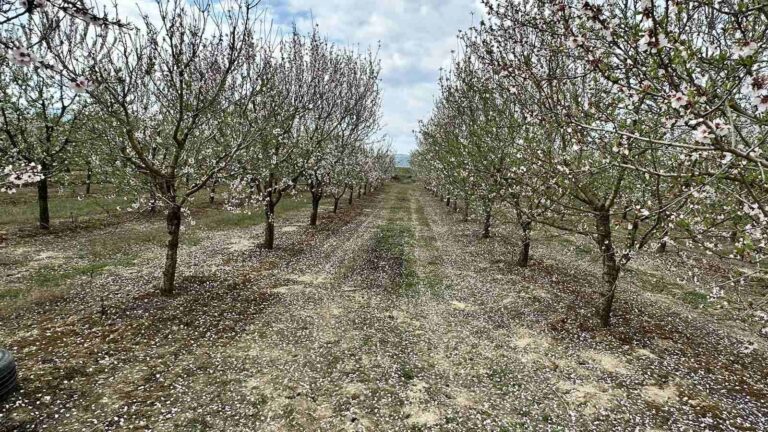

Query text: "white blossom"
[566, 36, 585, 49]
[68, 77, 94, 93]
[693, 125, 713, 144]
[8, 47, 37, 66]
[670, 92, 689, 109]
[733, 41, 758, 58]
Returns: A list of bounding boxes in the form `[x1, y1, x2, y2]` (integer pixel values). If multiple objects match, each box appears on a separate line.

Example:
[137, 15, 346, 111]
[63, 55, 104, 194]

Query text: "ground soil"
[1, 182, 767, 431]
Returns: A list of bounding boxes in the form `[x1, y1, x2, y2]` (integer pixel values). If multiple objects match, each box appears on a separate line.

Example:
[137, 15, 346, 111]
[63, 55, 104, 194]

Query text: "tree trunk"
[149, 190, 158, 214]
[264, 199, 275, 250]
[452, 200, 458, 213]
[161, 202, 182, 295]
[85, 165, 92, 195]
[310, 192, 322, 226]
[463, 200, 469, 222]
[37, 176, 50, 230]
[656, 226, 669, 254]
[209, 180, 217, 207]
[446, 197, 451, 207]
[333, 197, 340, 213]
[595, 209, 620, 328]
[481, 206, 492, 238]
[655, 211, 669, 253]
[348, 187, 354, 205]
[516, 220, 532, 267]
[364, 182, 368, 195]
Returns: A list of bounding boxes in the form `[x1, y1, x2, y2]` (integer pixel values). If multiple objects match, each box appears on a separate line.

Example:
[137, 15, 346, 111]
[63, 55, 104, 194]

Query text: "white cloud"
[268, 0, 484, 154]
[114, 0, 161, 27]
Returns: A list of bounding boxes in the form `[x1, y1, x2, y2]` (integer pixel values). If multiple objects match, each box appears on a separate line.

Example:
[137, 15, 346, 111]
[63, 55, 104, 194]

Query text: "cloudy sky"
[116, 0, 485, 154]
[263, 0, 485, 154]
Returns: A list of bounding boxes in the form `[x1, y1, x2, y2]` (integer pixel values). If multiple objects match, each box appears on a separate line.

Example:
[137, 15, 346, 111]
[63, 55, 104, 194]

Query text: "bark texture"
[516, 220, 532, 267]
[161, 202, 182, 295]
[595, 208, 620, 327]
[37, 176, 50, 230]
[310, 191, 322, 226]
[264, 199, 275, 250]
[481, 206, 492, 239]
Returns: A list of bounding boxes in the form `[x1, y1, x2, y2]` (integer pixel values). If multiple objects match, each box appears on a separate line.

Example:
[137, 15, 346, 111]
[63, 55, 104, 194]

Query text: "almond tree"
[0, 75, 79, 229]
[416, 48, 526, 240]
[416, 0, 764, 325]
[85, 0, 260, 294]
[0, 32, 87, 228]
[478, 0, 698, 326]
[227, 29, 327, 249]
[325, 141, 392, 213]
[552, 0, 768, 270]
[1, 1, 118, 194]
[326, 144, 361, 212]
[325, 139, 371, 213]
[364, 144, 395, 189]
[413, 88, 481, 224]
[228, 27, 381, 246]
[341, 143, 378, 206]
[303, 46, 381, 227]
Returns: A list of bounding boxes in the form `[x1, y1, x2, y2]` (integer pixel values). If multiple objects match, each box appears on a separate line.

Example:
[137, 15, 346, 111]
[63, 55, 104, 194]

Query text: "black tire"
[0, 369, 17, 400]
[0, 350, 17, 402]
[0, 367, 16, 384]
[0, 369, 15, 388]
[0, 350, 13, 377]
[0, 363, 15, 379]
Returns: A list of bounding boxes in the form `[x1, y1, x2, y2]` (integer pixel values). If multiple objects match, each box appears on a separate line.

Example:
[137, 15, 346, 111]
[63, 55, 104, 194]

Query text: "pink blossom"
[711, 119, 731, 137]
[638, 30, 668, 52]
[8, 48, 37, 66]
[693, 125, 713, 144]
[670, 92, 689, 109]
[566, 36, 585, 49]
[756, 95, 768, 114]
[68, 77, 94, 93]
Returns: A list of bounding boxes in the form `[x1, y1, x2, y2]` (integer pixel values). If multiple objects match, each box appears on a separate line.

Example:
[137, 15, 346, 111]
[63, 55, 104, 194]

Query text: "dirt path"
[202, 182, 767, 431]
[2, 182, 767, 431]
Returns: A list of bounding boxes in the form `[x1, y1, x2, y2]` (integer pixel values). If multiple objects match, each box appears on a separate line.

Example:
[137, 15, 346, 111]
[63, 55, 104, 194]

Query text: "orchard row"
[413, 0, 767, 328]
[1, 0, 393, 294]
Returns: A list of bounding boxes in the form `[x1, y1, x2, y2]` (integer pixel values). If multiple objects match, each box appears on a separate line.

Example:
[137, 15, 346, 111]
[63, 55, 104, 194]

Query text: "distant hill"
[395, 154, 411, 167]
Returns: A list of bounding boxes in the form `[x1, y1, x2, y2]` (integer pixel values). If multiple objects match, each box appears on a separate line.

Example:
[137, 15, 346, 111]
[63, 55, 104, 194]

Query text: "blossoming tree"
[416, 0, 702, 326]
[85, 0, 260, 294]
[552, 0, 768, 265]
[0, 31, 88, 228]
[1, 1, 119, 194]
[227, 27, 383, 246]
